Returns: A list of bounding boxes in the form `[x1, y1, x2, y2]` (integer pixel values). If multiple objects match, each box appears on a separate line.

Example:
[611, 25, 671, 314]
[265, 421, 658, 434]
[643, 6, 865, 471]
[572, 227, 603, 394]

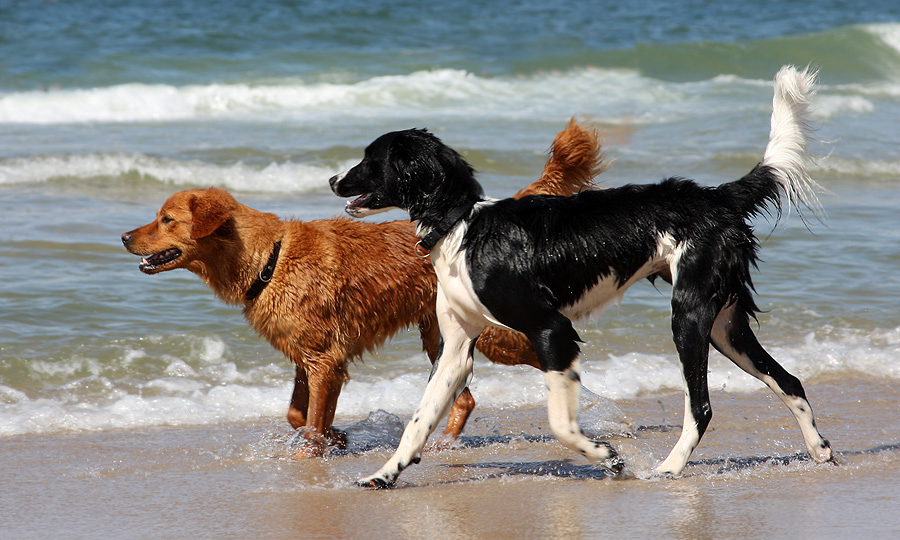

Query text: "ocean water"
[1, 0, 899, 438]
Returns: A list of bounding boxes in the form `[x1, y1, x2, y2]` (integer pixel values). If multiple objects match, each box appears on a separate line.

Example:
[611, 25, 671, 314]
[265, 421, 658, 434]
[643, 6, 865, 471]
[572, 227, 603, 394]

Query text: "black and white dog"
[331, 66, 833, 488]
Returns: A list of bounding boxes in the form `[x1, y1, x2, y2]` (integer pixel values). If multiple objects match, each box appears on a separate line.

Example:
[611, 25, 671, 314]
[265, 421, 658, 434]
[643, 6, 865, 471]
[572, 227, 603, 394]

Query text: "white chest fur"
[428, 222, 508, 329]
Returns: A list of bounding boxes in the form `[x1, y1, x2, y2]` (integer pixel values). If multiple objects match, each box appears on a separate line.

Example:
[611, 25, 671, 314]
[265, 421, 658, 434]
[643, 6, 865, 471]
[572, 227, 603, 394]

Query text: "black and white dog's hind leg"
[655, 65, 833, 475]
[653, 277, 719, 475]
[654, 298, 833, 475]
[710, 302, 833, 465]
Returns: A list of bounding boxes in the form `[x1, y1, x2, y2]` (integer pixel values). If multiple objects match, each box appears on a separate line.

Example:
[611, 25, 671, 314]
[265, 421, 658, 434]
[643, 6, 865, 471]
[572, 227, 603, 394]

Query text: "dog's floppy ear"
[188, 187, 234, 239]
[390, 129, 477, 200]
[385, 129, 482, 220]
[391, 130, 443, 193]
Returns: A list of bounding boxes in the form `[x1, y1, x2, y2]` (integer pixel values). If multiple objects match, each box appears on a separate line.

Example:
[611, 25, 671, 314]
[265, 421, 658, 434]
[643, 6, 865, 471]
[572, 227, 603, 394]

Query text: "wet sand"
[3, 376, 899, 540]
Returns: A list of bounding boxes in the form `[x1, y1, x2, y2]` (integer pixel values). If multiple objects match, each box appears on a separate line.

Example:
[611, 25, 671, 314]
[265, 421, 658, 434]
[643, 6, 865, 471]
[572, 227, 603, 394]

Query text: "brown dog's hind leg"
[476, 326, 541, 369]
[442, 388, 476, 439]
[421, 319, 545, 440]
[438, 327, 544, 440]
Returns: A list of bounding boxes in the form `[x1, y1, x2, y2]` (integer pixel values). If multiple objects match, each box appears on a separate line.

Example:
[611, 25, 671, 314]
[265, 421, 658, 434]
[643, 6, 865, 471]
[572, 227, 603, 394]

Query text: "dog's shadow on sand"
[327, 411, 564, 456]
[444, 459, 619, 481]
[685, 442, 900, 476]
[429, 442, 900, 486]
[255, 410, 900, 486]
[403, 442, 900, 488]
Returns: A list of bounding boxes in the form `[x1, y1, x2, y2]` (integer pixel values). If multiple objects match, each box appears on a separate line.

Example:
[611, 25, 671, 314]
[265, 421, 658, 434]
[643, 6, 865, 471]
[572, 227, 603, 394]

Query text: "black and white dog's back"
[331, 66, 834, 488]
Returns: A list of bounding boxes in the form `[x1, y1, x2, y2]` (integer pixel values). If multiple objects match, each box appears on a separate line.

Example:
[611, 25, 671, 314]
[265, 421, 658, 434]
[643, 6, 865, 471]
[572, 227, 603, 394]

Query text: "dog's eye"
[160, 216, 174, 224]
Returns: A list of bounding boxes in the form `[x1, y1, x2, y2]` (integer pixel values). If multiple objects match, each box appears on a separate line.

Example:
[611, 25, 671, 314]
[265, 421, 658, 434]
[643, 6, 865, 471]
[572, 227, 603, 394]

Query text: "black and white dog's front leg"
[356, 291, 482, 488]
[544, 358, 619, 465]
[526, 311, 619, 467]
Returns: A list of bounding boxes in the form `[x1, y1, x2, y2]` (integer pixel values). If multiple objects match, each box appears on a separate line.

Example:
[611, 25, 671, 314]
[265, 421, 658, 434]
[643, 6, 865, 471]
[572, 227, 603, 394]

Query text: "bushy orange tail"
[513, 118, 607, 199]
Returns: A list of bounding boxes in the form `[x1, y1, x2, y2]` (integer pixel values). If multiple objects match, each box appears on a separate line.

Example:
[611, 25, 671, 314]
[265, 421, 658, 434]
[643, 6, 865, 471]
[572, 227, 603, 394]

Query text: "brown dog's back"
[250, 218, 433, 370]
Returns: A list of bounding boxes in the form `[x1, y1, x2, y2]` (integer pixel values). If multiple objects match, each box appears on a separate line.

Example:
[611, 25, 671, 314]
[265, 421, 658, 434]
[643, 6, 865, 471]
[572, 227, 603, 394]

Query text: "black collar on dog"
[416, 202, 476, 254]
[245, 241, 282, 302]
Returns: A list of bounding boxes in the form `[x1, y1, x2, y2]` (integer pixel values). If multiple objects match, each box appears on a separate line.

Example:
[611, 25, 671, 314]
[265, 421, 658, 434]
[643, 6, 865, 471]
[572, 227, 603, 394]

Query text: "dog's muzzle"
[328, 171, 347, 193]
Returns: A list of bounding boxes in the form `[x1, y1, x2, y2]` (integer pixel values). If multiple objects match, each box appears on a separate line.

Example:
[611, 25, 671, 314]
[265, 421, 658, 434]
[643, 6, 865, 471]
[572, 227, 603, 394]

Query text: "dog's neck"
[244, 240, 282, 301]
[408, 163, 484, 248]
[191, 210, 285, 306]
[415, 200, 477, 253]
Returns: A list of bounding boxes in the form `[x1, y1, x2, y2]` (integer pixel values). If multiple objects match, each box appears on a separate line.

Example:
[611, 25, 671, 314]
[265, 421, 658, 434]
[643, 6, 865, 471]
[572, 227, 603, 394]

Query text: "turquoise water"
[0, 0, 898, 436]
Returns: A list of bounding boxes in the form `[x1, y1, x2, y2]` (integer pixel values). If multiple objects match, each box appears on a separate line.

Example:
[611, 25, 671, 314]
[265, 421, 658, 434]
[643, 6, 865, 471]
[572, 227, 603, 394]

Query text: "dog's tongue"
[346, 193, 373, 213]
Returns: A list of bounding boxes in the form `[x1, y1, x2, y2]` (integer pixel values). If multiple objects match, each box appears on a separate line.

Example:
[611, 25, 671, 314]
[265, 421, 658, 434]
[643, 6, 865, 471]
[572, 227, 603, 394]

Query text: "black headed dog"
[331, 66, 834, 488]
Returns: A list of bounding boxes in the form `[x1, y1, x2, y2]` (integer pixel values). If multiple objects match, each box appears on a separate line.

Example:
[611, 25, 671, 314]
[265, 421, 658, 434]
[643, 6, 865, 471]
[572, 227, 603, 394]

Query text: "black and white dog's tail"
[722, 65, 822, 221]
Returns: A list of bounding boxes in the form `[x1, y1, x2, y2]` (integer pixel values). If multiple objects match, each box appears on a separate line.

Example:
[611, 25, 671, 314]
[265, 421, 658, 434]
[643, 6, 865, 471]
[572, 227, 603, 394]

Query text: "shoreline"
[3, 376, 899, 539]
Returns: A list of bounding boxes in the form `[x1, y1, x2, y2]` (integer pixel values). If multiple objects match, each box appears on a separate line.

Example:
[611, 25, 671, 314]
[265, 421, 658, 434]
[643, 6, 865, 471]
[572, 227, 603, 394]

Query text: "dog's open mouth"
[138, 248, 182, 273]
[345, 193, 374, 215]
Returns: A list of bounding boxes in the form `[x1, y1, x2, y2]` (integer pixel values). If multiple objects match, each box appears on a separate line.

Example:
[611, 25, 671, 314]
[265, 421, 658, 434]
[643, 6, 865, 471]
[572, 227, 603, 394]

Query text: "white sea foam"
[863, 22, 900, 56]
[0, 152, 355, 192]
[811, 94, 875, 119]
[0, 326, 895, 437]
[2, 67, 891, 152]
[0, 385, 291, 436]
[818, 155, 900, 179]
[0, 68, 683, 126]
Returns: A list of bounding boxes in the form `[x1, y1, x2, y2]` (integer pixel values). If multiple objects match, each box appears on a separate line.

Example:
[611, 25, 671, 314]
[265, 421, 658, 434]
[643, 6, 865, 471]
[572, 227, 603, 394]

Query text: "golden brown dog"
[121, 120, 606, 454]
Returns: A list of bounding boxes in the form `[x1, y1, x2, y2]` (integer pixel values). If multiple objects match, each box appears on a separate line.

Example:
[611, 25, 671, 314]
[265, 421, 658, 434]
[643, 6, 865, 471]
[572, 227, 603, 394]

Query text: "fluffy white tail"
[761, 65, 823, 218]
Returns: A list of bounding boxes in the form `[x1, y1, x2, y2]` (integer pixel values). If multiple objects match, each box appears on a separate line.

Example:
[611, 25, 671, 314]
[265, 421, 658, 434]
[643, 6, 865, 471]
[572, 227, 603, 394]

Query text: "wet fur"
[121, 120, 605, 453]
[331, 66, 834, 487]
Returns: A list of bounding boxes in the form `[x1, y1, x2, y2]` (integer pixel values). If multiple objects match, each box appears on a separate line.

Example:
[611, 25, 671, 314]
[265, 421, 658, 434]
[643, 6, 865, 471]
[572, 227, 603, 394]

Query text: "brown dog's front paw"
[290, 442, 326, 459]
[287, 427, 329, 458]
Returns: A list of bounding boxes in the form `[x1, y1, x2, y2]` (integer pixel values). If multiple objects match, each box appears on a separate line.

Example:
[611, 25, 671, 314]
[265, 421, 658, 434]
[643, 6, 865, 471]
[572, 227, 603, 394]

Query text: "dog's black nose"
[329, 171, 346, 193]
[121, 232, 133, 246]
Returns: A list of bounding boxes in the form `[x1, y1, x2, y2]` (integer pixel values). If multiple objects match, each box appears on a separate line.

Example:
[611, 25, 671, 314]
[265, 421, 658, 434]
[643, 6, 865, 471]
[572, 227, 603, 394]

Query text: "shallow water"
[2, 378, 898, 539]
[1, 2, 900, 536]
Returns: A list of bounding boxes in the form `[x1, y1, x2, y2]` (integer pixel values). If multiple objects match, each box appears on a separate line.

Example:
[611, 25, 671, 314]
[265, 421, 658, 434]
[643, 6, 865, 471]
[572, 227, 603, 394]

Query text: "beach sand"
[3, 376, 899, 540]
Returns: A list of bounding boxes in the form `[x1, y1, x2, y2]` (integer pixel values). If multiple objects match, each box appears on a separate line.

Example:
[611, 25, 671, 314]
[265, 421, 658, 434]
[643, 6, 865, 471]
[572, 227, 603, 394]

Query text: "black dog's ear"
[386, 129, 484, 221]
[390, 129, 480, 193]
[390, 129, 444, 192]
[435, 142, 481, 196]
